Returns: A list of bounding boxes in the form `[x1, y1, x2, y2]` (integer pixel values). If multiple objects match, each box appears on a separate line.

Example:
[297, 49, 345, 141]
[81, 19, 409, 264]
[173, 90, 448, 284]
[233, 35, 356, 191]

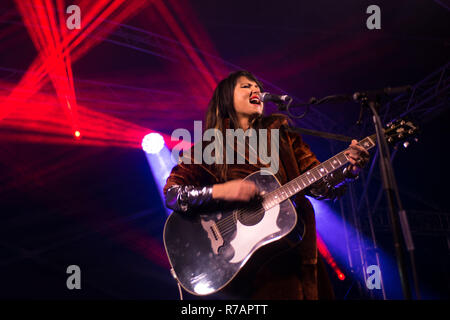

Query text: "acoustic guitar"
[163, 119, 417, 295]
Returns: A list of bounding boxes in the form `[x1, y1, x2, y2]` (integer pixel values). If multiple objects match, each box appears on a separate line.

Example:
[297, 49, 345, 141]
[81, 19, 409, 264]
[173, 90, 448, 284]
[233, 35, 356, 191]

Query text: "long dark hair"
[205, 70, 264, 131]
[204, 70, 266, 181]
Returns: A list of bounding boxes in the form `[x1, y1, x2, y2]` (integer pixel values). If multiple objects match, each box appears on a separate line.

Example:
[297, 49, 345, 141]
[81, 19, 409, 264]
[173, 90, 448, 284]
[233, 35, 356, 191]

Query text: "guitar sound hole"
[236, 201, 264, 226]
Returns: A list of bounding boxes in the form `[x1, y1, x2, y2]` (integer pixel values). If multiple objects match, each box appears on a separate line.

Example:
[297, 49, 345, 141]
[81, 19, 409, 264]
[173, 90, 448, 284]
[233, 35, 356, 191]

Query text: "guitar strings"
[214, 179, 307, 235]
[215, 201, 264, 230]
[215, 206, 268, 237]
[214, 180, 290, 229]
[214, 197, 271, 235]
[214, 190, 291, 236]
[216, 199, 292, 237]
[213, 156, 353, 237]
[214, 168, 322, 234]
[214, 172, 320, 235]
[207, 140, 381, 238]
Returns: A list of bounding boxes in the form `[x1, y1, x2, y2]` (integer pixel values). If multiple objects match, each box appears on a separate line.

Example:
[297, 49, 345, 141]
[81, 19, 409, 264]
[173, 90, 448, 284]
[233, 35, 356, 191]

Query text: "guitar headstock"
[385, 118, 419, 148]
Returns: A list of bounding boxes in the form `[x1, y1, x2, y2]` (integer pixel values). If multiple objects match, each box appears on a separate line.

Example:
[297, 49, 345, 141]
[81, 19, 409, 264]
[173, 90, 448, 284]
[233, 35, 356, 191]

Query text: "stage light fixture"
[142, 132, 165, 154]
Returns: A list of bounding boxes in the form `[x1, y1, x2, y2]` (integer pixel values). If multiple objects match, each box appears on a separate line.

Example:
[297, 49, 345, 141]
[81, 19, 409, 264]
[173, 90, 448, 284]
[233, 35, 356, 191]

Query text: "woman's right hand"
[212, 179, 258, 202]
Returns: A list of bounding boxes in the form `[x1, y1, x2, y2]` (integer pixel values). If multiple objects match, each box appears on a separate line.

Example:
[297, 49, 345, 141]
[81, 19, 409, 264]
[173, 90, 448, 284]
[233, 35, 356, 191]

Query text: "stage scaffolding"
[322, 63, 449, 299]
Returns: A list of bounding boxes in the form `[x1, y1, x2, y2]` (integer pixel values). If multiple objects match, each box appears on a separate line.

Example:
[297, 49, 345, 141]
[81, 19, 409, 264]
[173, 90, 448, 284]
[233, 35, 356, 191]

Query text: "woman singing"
[163, 70, 369, 299]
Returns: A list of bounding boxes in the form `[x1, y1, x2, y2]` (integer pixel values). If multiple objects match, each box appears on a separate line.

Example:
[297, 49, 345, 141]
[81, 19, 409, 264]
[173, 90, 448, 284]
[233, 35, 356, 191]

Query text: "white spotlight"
[142, 133, 165, 154]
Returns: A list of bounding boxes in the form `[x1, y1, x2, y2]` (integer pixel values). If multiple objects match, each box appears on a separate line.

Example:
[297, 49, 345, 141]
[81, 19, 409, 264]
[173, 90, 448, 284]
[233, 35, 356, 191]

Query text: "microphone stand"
[360, 94, 415, 300]
[278, 85, 420, 300]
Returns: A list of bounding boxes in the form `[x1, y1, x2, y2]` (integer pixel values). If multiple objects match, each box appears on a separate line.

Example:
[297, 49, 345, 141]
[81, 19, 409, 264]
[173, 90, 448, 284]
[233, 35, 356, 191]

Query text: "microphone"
[258, 92, 293, 105]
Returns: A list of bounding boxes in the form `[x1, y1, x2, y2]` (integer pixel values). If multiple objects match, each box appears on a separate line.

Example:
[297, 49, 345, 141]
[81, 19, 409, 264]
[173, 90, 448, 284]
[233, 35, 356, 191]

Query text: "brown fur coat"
[163, 114, 334, 300]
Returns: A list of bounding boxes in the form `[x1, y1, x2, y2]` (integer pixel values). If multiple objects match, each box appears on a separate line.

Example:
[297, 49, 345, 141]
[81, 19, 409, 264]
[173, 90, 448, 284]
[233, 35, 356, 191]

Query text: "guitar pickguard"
[229, 204, 280, 263]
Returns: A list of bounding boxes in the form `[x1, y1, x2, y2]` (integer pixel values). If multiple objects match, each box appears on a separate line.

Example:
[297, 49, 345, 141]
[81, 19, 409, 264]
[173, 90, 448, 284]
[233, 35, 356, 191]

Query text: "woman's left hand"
[345, 139, 370, 175]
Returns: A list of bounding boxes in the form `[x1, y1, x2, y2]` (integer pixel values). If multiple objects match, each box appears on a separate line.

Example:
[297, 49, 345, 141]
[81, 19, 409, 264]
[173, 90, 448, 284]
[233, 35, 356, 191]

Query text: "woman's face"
[233, 76, 264, 118]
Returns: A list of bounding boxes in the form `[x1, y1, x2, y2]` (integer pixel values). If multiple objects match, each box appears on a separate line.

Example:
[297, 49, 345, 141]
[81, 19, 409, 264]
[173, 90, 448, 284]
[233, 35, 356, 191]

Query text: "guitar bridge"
[200, 219, 224, 255]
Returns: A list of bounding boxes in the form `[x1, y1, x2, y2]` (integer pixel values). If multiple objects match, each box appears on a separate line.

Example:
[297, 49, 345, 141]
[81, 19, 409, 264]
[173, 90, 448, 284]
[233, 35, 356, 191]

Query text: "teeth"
[250, 98, 260, 104]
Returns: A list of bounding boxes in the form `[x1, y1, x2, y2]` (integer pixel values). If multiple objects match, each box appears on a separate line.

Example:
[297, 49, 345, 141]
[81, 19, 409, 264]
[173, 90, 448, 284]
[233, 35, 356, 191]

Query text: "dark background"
[0, 0, 448, 299]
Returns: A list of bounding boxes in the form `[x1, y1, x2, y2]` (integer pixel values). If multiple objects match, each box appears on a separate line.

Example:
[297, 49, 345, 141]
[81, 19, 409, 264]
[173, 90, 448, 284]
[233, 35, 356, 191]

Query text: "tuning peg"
[414, 138, 419, 142]
[388, 137, 393, 143]
[403, 141, 410, 148]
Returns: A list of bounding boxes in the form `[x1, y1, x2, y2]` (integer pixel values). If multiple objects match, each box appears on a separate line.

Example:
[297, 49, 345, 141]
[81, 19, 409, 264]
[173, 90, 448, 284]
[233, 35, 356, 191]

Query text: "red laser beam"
[166, 0, 228, 81]
[0, 80, 185, 151]
[1, 0, 148, 125]
[317, 232, 346, 281]
[152, 0, 217, 92]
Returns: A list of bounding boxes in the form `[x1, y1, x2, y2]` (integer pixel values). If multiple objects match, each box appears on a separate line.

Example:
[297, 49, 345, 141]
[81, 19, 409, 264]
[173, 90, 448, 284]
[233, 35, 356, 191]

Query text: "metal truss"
[381, 62, 449, 123]
[362, 208, 450, 237]
[336, 62, 450, 299]
[110, 22, 341, 130]
[356, 62, 449, 229]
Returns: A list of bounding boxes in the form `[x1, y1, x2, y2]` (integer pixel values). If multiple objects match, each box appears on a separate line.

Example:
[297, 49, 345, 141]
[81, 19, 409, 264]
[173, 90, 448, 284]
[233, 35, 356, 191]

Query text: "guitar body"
[163, 170, 301, 295]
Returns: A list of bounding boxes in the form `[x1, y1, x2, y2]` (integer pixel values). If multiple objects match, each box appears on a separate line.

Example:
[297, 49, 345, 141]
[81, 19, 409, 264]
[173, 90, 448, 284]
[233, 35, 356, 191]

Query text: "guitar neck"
[262, 134, 377, 208]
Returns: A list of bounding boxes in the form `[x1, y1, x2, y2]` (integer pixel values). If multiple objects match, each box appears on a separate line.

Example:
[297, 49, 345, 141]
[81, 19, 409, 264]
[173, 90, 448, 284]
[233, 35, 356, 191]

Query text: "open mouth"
[249, 95, 261, 105]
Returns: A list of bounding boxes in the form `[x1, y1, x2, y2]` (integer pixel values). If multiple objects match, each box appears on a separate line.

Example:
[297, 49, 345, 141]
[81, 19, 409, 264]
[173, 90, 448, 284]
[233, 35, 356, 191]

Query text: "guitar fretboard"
[262, 135, 376, 209]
